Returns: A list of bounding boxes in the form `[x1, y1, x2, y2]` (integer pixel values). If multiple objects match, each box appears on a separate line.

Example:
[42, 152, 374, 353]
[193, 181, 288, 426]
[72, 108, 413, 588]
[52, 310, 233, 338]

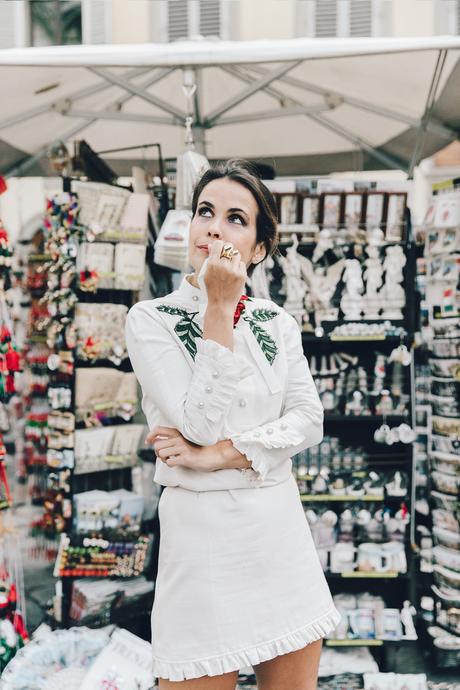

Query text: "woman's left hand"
[145, 426, 218, 472]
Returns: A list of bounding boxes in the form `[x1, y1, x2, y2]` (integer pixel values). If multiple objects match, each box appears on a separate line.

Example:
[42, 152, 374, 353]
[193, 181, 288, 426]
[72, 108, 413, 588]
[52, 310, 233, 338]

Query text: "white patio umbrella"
[0, 36, 459, 177]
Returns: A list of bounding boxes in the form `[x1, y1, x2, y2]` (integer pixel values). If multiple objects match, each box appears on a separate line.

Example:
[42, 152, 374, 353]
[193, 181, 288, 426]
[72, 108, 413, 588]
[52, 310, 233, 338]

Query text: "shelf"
[301, 493, 382, 502]
[324, 415, 408, 424]
[302, 334, 407, 345]
[326, 571, 405, 580]
[300, 494, 408, 502]
[325, 637, 417, 647]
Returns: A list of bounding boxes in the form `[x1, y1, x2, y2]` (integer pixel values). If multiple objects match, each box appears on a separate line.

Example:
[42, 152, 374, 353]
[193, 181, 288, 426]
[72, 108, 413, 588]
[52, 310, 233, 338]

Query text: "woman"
[125, 160, 340, 690]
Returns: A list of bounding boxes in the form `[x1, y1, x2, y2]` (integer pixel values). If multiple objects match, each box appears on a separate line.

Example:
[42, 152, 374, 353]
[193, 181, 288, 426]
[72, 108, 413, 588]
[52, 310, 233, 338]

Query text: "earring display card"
[365, 192, 385, 229]
[119, 192, 150, 243]
[322, 193, 342, 228]
[301, 195, 320, 229]
[385, 193, 407, 243]
[74, 424, 146, 474]
[279, 194, 299, 225]
[75, 368, 138, 423]
[77, 242, 115, 289]
[74, 302, 129, 363]
[344, 193, 363, 229]
[73, 181, 130, 239]
[114, 243, 147, 290]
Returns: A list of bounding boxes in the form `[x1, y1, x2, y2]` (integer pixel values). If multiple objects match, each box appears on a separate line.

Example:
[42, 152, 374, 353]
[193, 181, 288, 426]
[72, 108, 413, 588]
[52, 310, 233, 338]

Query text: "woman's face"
[189, 177, 266, 274]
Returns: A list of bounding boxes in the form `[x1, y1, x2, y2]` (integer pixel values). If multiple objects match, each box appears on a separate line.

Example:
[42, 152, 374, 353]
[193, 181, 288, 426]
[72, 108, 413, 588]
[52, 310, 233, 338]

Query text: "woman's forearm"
[203, 304, 234, 350]
[214, 439, 252, 470]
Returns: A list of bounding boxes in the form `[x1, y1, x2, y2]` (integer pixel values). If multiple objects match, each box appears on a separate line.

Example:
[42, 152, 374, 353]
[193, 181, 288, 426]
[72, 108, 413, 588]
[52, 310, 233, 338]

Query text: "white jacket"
[125, 276, 324, 491]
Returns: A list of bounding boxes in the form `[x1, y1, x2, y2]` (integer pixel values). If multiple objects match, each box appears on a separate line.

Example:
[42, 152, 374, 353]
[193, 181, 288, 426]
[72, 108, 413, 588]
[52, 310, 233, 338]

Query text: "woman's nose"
[207, 225, 222, 239]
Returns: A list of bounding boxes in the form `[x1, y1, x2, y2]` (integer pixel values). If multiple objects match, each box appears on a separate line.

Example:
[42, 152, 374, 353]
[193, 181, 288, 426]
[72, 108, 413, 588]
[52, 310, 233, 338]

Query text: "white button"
[280, 423, 288, 431]
[266, 427, 274, 435]
[198, 402, 205, 408]
[212, 371, 219, 378]
[205, 386, 212, 393]
[238, 399, 246, 407]
[192, 295, 199, 302]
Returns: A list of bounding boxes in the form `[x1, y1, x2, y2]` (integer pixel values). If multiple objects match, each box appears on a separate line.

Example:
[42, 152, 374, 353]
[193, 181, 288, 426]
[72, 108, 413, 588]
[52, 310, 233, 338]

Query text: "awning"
[1, 36, 459, 177]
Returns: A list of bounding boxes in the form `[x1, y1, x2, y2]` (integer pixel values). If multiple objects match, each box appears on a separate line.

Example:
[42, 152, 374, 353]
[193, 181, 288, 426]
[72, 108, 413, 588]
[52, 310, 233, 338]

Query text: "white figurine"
[340, 259, 364, 320]
[277, 234, 307, 325]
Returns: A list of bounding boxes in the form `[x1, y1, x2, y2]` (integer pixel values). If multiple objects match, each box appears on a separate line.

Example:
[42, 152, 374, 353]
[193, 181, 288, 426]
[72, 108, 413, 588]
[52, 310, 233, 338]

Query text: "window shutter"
[199, 0, 221, 37]
[168, 0, 189, 41]
[0, 0, 28, 49]
[82, 0, 111, 44]
[315, 0, 337, 37]
[349, 0, 372, 36]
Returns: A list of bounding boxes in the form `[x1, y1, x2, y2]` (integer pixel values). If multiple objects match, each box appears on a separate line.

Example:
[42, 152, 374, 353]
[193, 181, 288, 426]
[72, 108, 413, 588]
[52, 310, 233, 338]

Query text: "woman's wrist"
[215, 439, 252, 470]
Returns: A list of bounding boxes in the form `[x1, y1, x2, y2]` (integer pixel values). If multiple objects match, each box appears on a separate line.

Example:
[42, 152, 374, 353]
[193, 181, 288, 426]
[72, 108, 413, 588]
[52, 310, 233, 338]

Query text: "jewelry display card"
[322, 193, 342, 228]
[73, 181, 130, 240]
[114, 243, 146, 290]
[344, 193, 363, 229]
[365, 192, 385, 229]
[75, 368, 138, 423]
[75, 302, 128, 363]
[77, 242, 115, 289]
[386, 193, 407, 242]
[301, 195, 320, 228]
[433, 190, 460, 228]
[279, 194, 298, 225]
[119, 192, 150, 243]
[74, 424, 146, 474]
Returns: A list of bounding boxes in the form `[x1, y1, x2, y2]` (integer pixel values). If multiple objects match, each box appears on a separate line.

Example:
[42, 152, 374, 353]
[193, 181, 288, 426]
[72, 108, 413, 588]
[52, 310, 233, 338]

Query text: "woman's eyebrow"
[228, 207, 249, 217]
[198, 200, 214, 208]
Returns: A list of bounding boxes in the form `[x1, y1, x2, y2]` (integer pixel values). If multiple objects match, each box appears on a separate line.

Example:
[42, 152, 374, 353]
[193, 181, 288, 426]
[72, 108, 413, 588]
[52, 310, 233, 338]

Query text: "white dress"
[125, 277, 340, 682]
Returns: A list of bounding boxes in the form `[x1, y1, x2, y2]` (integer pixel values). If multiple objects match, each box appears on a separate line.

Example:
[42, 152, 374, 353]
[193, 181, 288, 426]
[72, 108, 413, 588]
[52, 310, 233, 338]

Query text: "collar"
[177, 274, 207, 305]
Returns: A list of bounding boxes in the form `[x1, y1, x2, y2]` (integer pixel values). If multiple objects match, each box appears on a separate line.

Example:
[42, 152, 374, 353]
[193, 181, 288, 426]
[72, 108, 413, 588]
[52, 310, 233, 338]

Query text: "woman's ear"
[251, 242, 267, 266]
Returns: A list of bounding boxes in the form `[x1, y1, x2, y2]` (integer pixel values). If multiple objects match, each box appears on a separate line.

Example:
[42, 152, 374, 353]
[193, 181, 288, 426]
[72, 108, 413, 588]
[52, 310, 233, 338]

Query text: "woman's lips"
[197, 245, 209, 254]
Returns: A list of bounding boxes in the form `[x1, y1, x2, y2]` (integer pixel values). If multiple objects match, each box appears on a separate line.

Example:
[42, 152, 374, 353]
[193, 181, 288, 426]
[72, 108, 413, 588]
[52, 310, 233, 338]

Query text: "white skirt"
[152, 475, 340, 681]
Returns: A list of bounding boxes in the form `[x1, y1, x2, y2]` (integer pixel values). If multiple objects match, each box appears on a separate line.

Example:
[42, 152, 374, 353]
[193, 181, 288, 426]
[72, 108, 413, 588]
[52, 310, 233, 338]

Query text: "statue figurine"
[340, 259, 364, 320]
[277, 234, 308, 325]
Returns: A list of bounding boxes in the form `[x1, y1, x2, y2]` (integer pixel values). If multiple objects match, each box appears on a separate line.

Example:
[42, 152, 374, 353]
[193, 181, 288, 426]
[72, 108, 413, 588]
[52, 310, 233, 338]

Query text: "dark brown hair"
[191, 159, 278, 275]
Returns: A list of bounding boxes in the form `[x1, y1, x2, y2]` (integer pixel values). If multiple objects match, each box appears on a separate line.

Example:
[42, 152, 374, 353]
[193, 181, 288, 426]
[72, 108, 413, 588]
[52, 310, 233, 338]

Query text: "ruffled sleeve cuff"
[230, 419, 307, 481]
[186, 339, 251, 424]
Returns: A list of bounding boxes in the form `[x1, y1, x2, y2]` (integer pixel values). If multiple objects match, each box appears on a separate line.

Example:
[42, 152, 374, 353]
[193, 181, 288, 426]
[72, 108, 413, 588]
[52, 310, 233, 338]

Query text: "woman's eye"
[198, 207, 212, 217]
[229, 214, 245, 225]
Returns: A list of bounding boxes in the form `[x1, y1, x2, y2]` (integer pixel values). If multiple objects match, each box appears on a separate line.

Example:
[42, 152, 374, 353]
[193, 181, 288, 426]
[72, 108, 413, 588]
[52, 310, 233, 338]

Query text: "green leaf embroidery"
[156, 305, 189, 318]
[244, 316, 278, 365]
[156, 304, 202, 360]
[174, 318, 203, 360]
[250, 309, 279, 322]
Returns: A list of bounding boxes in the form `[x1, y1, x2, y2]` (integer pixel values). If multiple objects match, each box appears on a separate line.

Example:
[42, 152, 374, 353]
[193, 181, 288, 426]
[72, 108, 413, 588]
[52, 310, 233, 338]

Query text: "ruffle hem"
[153, 605, 341, 681]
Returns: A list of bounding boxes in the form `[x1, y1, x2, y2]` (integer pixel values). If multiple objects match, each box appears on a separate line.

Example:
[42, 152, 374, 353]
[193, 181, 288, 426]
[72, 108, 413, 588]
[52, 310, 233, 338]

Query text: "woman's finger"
[156, 443, 182, 459]
[209, 239, 223, 262]
[146, 426, 181, 444]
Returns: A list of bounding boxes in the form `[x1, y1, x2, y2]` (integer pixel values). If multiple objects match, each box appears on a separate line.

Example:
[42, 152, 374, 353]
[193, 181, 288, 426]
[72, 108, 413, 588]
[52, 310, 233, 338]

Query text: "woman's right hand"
[204, 240, 247, 311]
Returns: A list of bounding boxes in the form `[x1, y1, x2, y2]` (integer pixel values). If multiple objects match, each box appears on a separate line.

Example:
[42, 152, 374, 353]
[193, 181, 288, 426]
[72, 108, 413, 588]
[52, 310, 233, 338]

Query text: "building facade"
[1, 0, 460, 49]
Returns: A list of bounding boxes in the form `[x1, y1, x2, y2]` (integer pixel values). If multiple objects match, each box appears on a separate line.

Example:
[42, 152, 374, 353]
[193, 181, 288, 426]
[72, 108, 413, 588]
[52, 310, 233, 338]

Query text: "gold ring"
[220, 243, 234, 260]
[220, 243, 238, 260]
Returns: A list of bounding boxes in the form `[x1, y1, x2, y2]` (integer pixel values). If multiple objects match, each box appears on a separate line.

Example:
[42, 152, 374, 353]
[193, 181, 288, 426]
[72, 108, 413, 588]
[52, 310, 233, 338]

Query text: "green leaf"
[156, 304, 189, 318]
[175, 317, 203, 360]
[244, 317, 278, 365]
[250, 309, 279, 322]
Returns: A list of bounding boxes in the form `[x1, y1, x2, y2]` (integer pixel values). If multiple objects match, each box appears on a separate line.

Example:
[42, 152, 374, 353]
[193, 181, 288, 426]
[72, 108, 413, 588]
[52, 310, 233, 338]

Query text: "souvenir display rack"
[22, 182, 159, 634]
[0, 215, 29, 671]
[414, 180, 460, 670]
[266, 182, 418, 665]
